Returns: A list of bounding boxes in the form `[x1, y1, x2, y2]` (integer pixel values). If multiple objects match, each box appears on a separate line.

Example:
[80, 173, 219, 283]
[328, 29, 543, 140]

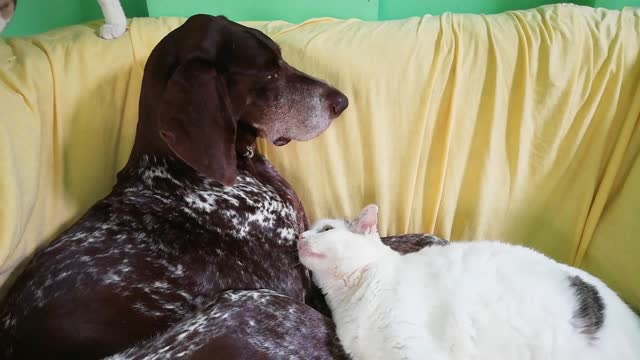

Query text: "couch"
[0, 4, 638, 311]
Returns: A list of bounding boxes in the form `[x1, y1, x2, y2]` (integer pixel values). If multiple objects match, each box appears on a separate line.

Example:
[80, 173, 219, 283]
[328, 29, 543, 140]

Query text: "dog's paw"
[99, 22, 127, 40]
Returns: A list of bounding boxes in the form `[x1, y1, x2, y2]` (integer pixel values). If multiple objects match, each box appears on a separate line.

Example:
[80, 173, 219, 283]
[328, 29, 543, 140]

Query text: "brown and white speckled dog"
[105, 289, 348, 360]
[0, 14, 351, 359]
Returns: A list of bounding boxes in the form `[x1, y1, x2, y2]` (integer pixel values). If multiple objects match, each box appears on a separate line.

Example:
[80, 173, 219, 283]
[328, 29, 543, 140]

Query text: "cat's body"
[299, 205, 640, 360]
[0, 0, 126, 39]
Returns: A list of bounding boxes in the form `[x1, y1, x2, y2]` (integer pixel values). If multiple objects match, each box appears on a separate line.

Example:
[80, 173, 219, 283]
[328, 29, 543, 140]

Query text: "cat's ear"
[350, 204, 378, 235]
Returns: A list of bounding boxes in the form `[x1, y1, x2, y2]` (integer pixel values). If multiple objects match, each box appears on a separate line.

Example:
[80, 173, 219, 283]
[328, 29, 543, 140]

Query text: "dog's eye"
[319, 225, 334, 232]
[266, 73, 278, 80]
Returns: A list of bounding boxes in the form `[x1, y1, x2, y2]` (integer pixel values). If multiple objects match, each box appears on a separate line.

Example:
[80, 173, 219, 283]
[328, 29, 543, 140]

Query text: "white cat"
[299, 204, 640, 360]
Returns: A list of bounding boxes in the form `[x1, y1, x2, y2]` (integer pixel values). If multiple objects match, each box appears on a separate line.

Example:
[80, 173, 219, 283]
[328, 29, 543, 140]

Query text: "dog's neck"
[117, 154, 197, 185]
[121, 121, 259, 181]
[235, 122, 258, 160]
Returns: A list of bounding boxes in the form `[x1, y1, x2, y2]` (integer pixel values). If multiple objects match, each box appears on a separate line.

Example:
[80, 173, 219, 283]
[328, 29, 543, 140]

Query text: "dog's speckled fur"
[0, 154, 311, 359]
[106, 289, 348, 360]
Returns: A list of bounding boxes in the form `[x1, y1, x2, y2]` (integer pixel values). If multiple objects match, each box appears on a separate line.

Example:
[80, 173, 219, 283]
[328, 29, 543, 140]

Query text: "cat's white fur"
[97, 0, 127, 39]
[299, 205, 640, 360]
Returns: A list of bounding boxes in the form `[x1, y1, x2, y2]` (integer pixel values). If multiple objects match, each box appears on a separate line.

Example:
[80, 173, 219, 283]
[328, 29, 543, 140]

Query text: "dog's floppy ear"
[158, 58, 237, 186]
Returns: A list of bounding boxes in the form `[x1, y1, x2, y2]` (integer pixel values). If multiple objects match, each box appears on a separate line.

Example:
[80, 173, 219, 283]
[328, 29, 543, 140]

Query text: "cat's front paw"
[99, 22, 127, 40]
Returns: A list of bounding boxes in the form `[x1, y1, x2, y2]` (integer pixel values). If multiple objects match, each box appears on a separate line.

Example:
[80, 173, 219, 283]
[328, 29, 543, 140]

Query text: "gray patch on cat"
[568, 275, 605, 339]
[382, 233, 449, 255]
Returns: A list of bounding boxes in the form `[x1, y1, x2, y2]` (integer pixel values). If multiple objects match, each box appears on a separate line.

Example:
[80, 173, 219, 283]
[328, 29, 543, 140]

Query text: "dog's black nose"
[327, 90, 349, 117]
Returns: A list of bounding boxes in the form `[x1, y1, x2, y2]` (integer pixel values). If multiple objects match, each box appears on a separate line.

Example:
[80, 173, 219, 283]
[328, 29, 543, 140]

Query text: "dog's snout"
[327, 90, 349, 117]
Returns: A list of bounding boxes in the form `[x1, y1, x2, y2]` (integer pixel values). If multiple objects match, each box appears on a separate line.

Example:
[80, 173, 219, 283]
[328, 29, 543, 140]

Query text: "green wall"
[378, 0, 594, 19]
[2, 0, 148, 37]
[147, 0, 378, 22]
[2, 0, 640, 37]
[142, 0, 640, 21]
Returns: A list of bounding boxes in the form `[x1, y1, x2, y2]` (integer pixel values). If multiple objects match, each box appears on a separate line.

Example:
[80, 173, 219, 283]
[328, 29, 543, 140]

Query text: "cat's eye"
[319, 225, 334, 232]
[266, 72, 279, 80]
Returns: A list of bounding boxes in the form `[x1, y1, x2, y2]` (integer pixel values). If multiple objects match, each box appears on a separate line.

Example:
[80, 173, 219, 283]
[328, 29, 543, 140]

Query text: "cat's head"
[0, 0, 16, 33]
[298, 204, 389, 288]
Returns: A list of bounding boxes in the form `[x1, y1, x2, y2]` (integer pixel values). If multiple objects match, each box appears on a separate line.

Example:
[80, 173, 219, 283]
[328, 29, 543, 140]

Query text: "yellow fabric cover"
[0, 4, 638, 309]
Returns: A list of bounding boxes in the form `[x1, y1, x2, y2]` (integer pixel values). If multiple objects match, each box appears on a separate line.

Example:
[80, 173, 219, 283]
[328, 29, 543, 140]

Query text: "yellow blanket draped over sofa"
[0, 4, 639, 310]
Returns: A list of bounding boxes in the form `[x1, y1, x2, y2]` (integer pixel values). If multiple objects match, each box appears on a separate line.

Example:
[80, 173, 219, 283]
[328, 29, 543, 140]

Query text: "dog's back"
[0, 155, 308, 359]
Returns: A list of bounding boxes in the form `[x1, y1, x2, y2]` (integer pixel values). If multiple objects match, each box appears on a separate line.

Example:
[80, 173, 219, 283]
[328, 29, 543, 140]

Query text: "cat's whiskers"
[287, 247, 302, 258]
[289, 259, 304, 269]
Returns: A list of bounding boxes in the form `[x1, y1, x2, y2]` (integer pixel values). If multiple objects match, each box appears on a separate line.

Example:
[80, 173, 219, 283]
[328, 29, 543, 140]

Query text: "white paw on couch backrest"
[97, 0, 127, 39]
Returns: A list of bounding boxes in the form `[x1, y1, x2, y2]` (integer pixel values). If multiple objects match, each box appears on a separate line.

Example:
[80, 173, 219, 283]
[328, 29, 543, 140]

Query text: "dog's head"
[135, 15, 348, 186]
